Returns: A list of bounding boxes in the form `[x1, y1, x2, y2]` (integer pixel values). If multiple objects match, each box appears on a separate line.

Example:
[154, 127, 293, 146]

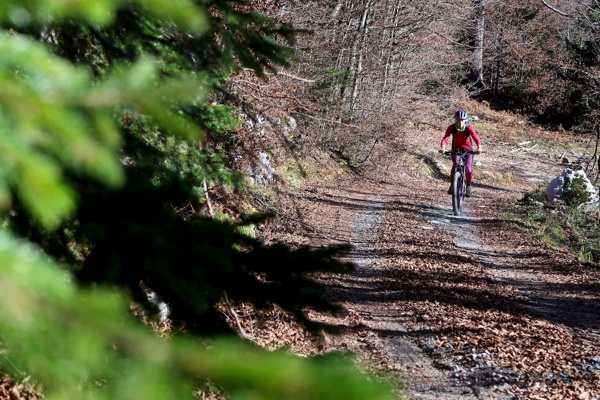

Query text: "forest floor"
[3, 113, 598, 400]
[257, 120, 600, 399]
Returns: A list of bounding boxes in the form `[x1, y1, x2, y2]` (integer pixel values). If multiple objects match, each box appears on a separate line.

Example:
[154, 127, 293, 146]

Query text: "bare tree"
[277, 0, 441, 165]
[472, 0, 487, 86]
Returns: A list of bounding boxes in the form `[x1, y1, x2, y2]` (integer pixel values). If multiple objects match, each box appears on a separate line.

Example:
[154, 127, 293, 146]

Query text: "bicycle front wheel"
[452, 169, 464, 216]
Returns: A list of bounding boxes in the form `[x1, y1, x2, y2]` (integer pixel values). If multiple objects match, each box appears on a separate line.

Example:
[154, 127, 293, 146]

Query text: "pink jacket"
[441, 124, 481, 150]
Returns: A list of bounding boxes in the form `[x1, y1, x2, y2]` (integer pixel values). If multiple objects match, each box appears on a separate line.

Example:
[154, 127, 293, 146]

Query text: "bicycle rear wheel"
[452, 170, 464, 216]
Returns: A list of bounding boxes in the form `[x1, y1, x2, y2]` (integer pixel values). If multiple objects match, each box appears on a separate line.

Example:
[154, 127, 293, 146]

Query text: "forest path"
[287, 134, 600, 399]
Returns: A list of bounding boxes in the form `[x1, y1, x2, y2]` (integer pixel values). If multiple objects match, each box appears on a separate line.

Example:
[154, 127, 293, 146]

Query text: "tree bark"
[472, 0, 486, 86]
[348, 0, 374, 115]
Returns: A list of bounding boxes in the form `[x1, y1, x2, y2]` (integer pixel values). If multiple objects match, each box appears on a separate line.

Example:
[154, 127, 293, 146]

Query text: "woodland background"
[0, 0, 598, 399]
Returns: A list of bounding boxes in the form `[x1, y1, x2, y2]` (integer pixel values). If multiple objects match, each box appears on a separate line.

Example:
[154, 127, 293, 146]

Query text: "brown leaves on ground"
[2, 112, 598, 400]
[0, 372, 40, 400]
[252, 132, 600, 399]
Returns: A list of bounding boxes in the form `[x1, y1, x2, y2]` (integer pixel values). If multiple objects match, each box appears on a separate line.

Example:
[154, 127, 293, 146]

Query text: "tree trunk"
[348, 0, 374, 116]
[472, 0, 486, 86]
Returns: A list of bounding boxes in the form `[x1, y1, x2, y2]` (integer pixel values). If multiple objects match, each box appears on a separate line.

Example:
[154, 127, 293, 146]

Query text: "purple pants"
[451, 152, 474, 185]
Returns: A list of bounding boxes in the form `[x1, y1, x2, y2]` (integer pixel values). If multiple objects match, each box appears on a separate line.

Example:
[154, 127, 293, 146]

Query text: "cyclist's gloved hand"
[439, 147, 445, 154]
[476, 147, 482, 154]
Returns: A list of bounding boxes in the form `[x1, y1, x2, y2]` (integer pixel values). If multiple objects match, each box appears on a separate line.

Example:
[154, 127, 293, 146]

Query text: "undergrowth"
[513, 187, 600, 263]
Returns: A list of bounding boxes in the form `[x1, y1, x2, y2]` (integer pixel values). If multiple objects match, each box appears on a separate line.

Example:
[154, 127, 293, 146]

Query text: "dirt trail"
[350, 192, 483, 399]
[280, 132, 600, 399]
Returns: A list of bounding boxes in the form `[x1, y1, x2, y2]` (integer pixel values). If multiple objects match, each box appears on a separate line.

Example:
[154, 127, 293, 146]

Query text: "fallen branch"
[539, 0, 571, 17]
[223, 291, 256, 341]
[525, 144, 539, 152]
[202, 180, 214, 217]
[242, 68, 315, 83]
[276, 70, 316, 83]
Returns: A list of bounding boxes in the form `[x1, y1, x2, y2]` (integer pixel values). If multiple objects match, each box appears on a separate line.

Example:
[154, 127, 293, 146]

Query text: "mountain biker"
[438, 110, 482, 197]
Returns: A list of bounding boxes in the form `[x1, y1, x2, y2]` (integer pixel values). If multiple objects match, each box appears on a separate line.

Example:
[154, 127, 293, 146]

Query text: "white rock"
[546, 168, 599, 209]
[252, 152, 276, 185]
[146, 290, 170, 323]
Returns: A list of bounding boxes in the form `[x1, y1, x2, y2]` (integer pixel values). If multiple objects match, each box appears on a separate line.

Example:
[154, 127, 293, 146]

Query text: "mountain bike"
[444, 149, 476, 216]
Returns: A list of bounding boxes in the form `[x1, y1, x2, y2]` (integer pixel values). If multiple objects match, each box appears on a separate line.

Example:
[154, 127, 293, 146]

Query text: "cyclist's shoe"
[447, 185, 452, 195]
[466, 185, 472, 197]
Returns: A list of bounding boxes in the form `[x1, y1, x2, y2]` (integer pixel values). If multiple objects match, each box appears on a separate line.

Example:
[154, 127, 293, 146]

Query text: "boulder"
[250, 151, 276, 185]
[546, 168, 599, 209]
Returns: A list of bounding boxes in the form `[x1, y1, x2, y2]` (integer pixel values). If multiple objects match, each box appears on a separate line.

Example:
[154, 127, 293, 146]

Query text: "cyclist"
[438, 110, 483, 197]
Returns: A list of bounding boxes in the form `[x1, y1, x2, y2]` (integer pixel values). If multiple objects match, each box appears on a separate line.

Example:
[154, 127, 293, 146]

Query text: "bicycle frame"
[445, 149, 475, 216]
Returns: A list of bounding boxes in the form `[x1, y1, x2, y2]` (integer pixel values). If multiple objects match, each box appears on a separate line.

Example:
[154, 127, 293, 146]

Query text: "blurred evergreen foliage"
[0, 0, 393, 399]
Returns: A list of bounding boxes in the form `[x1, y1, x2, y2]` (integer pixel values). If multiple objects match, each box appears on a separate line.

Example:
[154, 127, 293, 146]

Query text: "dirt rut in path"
[349, 190, 480, 399]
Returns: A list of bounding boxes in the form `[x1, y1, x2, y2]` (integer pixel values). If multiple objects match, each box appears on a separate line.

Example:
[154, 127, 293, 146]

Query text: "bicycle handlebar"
[442, 149, 478, 157]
